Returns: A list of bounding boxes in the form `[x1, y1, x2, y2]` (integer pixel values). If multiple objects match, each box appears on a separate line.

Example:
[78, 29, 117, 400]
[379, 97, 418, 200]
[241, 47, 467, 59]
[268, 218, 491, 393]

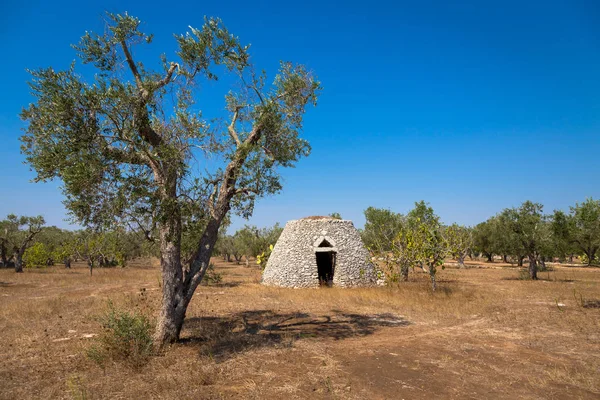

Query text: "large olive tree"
[20, 13, 320, 346]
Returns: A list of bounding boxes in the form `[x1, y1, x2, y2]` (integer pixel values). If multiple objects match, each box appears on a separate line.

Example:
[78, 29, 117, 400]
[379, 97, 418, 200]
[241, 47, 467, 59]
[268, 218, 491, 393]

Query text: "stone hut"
[262, 216, 377, 288]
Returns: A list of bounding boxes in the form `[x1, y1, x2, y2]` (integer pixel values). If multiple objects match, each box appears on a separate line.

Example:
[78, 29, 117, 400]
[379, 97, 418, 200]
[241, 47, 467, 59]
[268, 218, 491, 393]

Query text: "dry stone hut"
[262, 216, 377, 288]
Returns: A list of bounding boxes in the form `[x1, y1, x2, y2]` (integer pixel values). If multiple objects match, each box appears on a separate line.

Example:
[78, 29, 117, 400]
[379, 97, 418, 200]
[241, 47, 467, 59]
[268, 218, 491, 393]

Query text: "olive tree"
[1, 215, 46, 272]
[552, 198, 600, 266]
[501, 201, 546, 280]
[472, 220, 495, 262]
[20, 13, 320, 346]
[406, 202, 446, 291]
[362, 207, 404, 253]
[445, 223, 472, 268]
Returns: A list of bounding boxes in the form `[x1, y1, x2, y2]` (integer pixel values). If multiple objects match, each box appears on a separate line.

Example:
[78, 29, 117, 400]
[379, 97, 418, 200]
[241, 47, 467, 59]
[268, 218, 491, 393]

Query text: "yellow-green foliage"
[23, 242, 51, 267]
[256, 244, 274, 269]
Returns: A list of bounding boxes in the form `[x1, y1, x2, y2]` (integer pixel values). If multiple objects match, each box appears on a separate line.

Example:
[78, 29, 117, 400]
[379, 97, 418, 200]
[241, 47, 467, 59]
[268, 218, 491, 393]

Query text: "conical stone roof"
[262, 217, 377, 288]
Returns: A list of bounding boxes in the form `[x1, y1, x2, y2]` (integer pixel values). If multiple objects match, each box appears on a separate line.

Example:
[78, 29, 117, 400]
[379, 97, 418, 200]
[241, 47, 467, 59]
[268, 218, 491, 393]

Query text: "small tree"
[381, 202, 446, 290]
[501, 201, 546, 280]
[329, 212, 342, 220]
[473, 220, 495, 262]
[413, 220, 447, 291]
[362, 207, 404, 253]
[552, 198, 600, 266]
[445, 224, 473, 268]
[23, 242, 51, 268]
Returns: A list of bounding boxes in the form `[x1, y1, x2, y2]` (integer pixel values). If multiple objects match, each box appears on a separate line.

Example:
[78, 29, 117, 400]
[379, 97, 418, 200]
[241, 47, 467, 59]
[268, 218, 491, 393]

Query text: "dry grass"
[0, 258, 599, 399]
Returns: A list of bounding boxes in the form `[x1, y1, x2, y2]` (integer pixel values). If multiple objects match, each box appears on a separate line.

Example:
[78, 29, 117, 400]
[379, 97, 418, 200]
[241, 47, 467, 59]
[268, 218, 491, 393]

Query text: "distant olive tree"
[1, 215, 46, 272]
[501, 201, 546, 280]
[445, 224, 473, 268]
[552, 198, 600, 266]
[362, 207, 404, 253]
[20, 13, 320, 346]
[406, 201, 446, 291]
[329, 212, 342, 220]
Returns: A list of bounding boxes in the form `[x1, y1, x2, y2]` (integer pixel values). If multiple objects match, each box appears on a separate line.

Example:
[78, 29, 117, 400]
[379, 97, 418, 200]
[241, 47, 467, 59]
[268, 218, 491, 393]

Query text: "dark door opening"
[316, 251, 336, 287]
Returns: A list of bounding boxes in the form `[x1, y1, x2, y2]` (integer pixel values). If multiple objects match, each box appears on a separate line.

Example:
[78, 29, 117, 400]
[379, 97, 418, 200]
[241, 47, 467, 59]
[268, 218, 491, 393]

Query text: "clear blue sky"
[1, 0, 599, 231]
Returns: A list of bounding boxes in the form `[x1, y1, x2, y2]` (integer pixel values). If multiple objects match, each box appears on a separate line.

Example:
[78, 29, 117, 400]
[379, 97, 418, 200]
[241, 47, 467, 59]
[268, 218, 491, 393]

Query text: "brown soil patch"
[0, 259, 599, 399]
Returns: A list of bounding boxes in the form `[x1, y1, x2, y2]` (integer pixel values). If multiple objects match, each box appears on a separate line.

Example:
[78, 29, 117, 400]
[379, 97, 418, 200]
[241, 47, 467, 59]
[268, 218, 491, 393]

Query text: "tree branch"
[207, 180, 220, 218]
[234, 187, 258, 195]
[228, 107, 242, 147]
[120, 40, 144, 93]
[155, 62, 179, 90]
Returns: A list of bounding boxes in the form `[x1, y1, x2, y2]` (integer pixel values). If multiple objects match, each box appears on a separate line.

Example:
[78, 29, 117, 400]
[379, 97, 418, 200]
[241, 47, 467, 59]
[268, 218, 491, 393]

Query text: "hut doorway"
[316, 238, 336, 286]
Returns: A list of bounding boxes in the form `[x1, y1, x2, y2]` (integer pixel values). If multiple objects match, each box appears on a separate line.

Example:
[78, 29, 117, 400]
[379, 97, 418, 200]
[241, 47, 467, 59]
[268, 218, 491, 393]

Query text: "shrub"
[87, 302, 154, 369]
[203, 263, 223, 285]
[517, 268, 531, 280]
[23, 242, 51, 268]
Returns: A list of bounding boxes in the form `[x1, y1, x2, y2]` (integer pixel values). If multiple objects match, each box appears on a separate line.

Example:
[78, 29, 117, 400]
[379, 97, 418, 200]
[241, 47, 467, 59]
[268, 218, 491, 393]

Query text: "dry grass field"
[1, 258, 599, 399]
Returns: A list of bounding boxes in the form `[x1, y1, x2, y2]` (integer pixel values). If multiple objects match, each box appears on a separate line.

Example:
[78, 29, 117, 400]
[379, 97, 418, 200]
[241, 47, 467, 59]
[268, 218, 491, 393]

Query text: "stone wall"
[262, 218, 377, 288]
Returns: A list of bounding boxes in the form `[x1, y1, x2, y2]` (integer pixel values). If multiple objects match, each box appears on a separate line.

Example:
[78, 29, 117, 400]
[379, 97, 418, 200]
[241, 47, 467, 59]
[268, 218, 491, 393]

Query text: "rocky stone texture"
[262, 218, 377, 288]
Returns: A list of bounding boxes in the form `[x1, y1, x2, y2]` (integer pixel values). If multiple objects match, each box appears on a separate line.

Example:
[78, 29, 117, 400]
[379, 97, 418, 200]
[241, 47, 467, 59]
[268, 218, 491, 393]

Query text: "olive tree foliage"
[20, 13, 320, 346]
[552, 198, 600, 266]
[0, 215, 45, 272]
[500, 201, 546, 280]
[361, 207, 404, 253]
[366, 202, 446, 291]
[29, 226, 79, 268]
[472, 219, 496, 262]
[406, 201, 447, 291]
[445, 223, 473, 268]
[23, 243, 50, 268]
[473, 216, 522, 264]
[215, 223, 283, 266]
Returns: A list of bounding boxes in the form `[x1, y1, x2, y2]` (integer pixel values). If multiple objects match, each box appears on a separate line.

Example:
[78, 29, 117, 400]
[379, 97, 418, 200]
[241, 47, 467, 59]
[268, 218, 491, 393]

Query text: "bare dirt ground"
[0, 259, 599, 399]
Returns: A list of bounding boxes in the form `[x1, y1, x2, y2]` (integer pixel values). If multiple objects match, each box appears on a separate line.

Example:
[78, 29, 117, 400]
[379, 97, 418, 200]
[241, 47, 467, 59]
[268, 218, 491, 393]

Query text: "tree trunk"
[540, 256, 546, 270]
[153, 224, 188, 347]
[14, 253, 24, 273]
[518, 255, 524, 267]
[64, 258, 71, 269]
[528, 254, 538, 280]
[153, 128, 259, 348]
[1, 244, 8, 267]
[401, 264, 409, 281]
[486, 253, 493, 262]
[503, 254, 508, 263]
[457, 256, 465, 269]
[429, 266, 437, 291]
[586, 248, 596, 266]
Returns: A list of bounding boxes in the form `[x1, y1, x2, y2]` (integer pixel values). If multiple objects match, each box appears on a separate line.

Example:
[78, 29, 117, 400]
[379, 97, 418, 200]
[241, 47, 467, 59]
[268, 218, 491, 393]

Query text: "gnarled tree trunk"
[14, 252, 24, 273]
[528, 254, 538, 280]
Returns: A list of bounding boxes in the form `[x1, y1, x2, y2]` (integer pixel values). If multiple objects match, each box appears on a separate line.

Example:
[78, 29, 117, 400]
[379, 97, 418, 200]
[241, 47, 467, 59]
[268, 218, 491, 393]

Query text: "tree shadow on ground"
[501, 277, 576, 282]
[181, 310, 409, 362]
